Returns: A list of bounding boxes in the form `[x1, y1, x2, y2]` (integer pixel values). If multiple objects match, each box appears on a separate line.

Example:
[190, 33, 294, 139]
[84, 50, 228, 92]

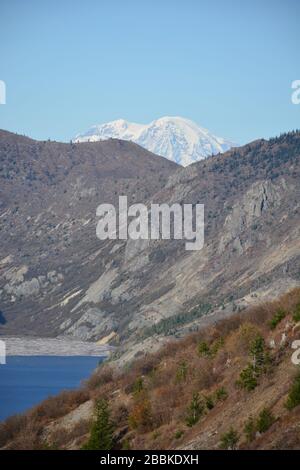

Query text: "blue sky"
[0, 0, 299, 144]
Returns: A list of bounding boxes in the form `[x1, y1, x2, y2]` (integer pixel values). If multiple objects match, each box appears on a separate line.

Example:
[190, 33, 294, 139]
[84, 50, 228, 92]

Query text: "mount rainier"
[74, 116, 237, 166]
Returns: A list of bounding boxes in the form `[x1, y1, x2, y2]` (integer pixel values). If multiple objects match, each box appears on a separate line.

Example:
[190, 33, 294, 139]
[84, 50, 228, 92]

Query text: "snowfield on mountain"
[74, 116, 237, 166]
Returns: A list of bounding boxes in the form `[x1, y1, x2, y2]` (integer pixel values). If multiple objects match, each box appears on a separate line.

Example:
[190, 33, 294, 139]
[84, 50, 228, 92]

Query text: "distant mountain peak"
[74, 116, 237, 166]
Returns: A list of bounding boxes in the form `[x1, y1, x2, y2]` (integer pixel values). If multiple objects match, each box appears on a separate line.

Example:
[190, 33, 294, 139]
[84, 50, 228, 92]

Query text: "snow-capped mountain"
[74, 117, 237, 166]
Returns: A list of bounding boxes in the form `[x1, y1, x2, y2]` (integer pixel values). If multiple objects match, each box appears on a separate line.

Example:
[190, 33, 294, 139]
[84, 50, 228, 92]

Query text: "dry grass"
[48, 419, 91, 449]
[84, 364, 115, 391]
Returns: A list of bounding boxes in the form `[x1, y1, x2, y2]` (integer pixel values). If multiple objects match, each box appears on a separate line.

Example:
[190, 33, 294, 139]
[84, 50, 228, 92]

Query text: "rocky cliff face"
[0, 130, 299, 364]
[0, 131, 177, 339]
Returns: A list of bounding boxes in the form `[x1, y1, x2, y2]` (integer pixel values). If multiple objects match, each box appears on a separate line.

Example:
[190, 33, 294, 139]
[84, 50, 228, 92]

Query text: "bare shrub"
[112, 404, 129, 427]
[84, 365, 114, 391]
[214, 314, 242, 337]
[29, 389, 89, 422]
[128, 398, 153, 432]
[134, 353, 160, 376]
[0, 414, 28, 447]
[196, 359, 218, 390]
[213, 349, 229, 372]
[226, 322, 262, 356]
[151, 383, 183, 427]
[6, 421, 45, 450]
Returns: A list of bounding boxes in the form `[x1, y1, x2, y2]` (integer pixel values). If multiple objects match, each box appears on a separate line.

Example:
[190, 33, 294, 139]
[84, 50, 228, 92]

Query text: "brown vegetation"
[1, 288, 300, 450]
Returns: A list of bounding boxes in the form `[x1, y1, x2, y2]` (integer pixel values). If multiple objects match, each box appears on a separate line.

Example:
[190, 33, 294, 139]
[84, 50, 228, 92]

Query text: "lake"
[0, 356, 104, 422]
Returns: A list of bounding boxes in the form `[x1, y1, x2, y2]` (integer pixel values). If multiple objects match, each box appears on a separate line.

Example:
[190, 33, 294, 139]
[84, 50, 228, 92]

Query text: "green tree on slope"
[83, 398, 114, 450]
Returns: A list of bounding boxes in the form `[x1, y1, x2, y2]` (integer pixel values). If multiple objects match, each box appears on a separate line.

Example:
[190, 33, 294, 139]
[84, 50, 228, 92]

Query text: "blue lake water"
[0, 356, 104, 421]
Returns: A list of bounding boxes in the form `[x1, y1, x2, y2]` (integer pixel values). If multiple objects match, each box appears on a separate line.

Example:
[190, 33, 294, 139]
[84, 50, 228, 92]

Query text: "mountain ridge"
[74, 116, 237, 166]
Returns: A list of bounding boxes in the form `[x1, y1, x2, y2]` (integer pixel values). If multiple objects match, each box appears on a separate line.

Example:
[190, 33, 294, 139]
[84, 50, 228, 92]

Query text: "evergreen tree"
[186, 393, 204, 427]
[132, 377, 144, 396]
[237, 364, 258, 391]
[244, 416, 256, 443]
[175, 360, 188, 383]
[256, 408, 275, 433]
[250, 335, 266, 369]
[84, 399, 114, 450]
[285, 370, 300, 410]
[219, 427, 239, 450]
